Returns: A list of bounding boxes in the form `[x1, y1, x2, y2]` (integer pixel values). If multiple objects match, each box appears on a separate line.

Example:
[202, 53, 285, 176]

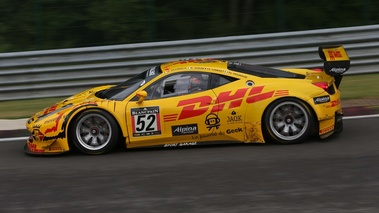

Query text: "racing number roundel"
[131, 106, 161, 137]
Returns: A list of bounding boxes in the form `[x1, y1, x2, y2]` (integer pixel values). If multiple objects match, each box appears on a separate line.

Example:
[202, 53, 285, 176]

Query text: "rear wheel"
[70, 109, 119, 154]
[263, 98, 314, 144]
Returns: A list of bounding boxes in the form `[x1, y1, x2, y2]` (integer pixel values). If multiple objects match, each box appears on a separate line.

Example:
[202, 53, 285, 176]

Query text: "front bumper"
[24, 144, 67, 155]
[24, 136, 69, 155]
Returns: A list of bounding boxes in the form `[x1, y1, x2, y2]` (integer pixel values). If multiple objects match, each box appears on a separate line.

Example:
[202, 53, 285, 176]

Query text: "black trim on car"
[227, 62, 305, 79]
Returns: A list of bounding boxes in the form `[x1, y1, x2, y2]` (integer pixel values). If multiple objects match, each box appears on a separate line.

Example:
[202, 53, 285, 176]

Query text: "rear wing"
[318, 45, 350, 76]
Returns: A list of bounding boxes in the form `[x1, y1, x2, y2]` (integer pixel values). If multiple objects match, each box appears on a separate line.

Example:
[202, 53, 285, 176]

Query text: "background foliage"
[1, 0, 378, 53]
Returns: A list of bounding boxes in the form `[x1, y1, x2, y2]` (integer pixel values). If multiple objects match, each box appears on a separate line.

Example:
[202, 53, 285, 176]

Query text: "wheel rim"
[75, 113, 112, 151]
[269, 101, 309, 141]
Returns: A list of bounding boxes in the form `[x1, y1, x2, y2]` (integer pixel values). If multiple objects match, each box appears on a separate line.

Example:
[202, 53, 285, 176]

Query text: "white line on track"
[1, 114, 379, 143]
[343, 114, 379, 120]
[0, 137, 28, 142]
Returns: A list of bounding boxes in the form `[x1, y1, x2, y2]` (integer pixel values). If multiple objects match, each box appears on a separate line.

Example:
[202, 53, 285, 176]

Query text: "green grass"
[0, 97, 64, 119]
[1, 73, 378, 119]
[339, 73, 379, 99]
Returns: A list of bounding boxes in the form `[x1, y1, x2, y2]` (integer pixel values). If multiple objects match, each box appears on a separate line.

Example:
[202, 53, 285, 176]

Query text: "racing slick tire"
[263, 98, 315, 144]
[70, 109, 120, 154]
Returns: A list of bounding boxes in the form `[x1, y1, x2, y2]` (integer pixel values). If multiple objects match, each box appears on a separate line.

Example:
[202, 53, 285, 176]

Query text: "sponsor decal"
[246, 86, 274, 103]
[329, 67, 346, 73]
[27, 143, 45, 153]
[226, 127, 243, 134]
[232, 72, 247, 78]
[326, 50, 343, 61]
[148, 67, 156, 76]
[131, 106, 161, 137]
[211, 68, 229, 73]
[320, 125, 334, 134]
[171, 124, 198, 136]
[48, 147, 63, 151]
[164, 142, 197, 147]
[314, 95, 330, 104]
[174, 86, 275, 121]
[205, 113, 220, 131]
[33, 129, 44, 142]
[44, 117, 58, 124]
[227, 111, 242, 124]
[131, 107, 159, 115]
[195, 131, 225, 140]
[163, 114, 178, 122]
[326, 99, 341, 108]
[32, 124, 42, 129]
[199, 132, 217, 139]
[274, 90, 289, 97]
[168, 59, 218, 67]
[331, 99, 340, 107]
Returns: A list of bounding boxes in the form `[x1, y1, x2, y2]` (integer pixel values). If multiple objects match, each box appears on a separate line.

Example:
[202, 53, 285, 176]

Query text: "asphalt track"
[0, 116, 378, 213]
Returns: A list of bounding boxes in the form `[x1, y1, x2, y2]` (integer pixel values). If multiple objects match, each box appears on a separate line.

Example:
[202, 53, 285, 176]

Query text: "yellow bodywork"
[25, 47, 348, 154]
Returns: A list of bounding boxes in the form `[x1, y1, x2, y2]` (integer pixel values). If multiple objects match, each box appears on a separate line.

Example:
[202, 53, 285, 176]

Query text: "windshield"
[96, 66, 162, 100]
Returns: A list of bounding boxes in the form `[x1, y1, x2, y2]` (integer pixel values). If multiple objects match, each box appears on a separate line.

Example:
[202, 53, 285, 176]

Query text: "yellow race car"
[25, 45, 350, 155]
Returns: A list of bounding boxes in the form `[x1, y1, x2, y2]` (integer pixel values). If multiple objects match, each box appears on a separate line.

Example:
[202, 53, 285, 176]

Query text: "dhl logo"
[163, 86, 288, 121]
[27, 143, 45, 153]
[326, 99, 341, 108]
[326, 50, 343, 61]
[330, 99, 340, 107]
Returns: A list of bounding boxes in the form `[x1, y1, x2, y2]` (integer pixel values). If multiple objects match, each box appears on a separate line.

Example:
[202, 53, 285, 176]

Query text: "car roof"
[160, 59, 228, 72]
[160, 58, 305, 79]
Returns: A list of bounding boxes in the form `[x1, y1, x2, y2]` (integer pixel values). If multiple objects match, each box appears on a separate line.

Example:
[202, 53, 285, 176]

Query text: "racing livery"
[25, 45, 350, 155]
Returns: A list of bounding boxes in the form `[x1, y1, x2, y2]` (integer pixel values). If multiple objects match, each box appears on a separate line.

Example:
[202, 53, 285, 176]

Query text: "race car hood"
[26, 85, 113, 130]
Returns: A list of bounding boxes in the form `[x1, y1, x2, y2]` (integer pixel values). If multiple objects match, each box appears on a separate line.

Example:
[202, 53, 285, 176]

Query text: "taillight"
[312, 82, 329, 92]
[310, 68, 323, 72]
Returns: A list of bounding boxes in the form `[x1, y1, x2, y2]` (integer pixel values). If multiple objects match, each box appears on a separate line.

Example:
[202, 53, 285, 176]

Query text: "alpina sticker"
[330, 67, 346, 73]
[314, 95, 330, 104]
[171, 124, 198, 136]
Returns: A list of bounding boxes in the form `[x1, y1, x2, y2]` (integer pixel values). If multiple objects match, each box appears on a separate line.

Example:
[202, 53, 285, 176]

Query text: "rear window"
[228, 62, 305, 79]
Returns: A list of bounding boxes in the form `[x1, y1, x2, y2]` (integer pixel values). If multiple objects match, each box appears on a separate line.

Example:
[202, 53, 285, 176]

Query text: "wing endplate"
[318, 45, 350, 76]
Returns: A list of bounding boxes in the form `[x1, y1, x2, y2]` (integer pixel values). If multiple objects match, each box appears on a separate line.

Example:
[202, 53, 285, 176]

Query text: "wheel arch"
[66, 106, 125, 148]
[261, 96, 319, 140]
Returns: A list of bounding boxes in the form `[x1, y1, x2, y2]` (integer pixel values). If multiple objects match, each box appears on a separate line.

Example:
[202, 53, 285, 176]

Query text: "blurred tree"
[86, 0, 152, 45]
[0, 0, 94, 51]
[154, 0, 233, 40]
[0, 0, 378, 52]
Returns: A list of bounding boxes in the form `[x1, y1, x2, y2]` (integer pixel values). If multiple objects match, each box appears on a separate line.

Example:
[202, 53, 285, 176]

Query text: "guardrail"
[1, 24, 379, 101]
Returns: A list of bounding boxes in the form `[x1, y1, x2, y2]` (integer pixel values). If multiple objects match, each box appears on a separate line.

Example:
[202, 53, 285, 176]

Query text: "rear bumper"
[318, 111, 343, 139]
[334, 112, 343, 134]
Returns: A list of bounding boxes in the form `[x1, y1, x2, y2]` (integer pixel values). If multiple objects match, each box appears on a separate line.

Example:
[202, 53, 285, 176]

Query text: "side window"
[145, 73, 210, 100]
[209, 74, 238, 89]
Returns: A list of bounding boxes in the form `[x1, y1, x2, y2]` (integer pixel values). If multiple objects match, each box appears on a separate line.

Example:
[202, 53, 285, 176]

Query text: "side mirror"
[136, 91, 147, 103]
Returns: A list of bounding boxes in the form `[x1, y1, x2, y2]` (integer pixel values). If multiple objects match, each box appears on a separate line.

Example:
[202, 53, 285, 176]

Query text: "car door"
[125, 72, 220, 148]
[207, 73, 246, 142]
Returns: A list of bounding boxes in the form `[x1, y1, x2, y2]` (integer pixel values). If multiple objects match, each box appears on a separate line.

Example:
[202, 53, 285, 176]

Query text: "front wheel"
[263, 98, 314, 144]
[70, 109, 119, 154]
